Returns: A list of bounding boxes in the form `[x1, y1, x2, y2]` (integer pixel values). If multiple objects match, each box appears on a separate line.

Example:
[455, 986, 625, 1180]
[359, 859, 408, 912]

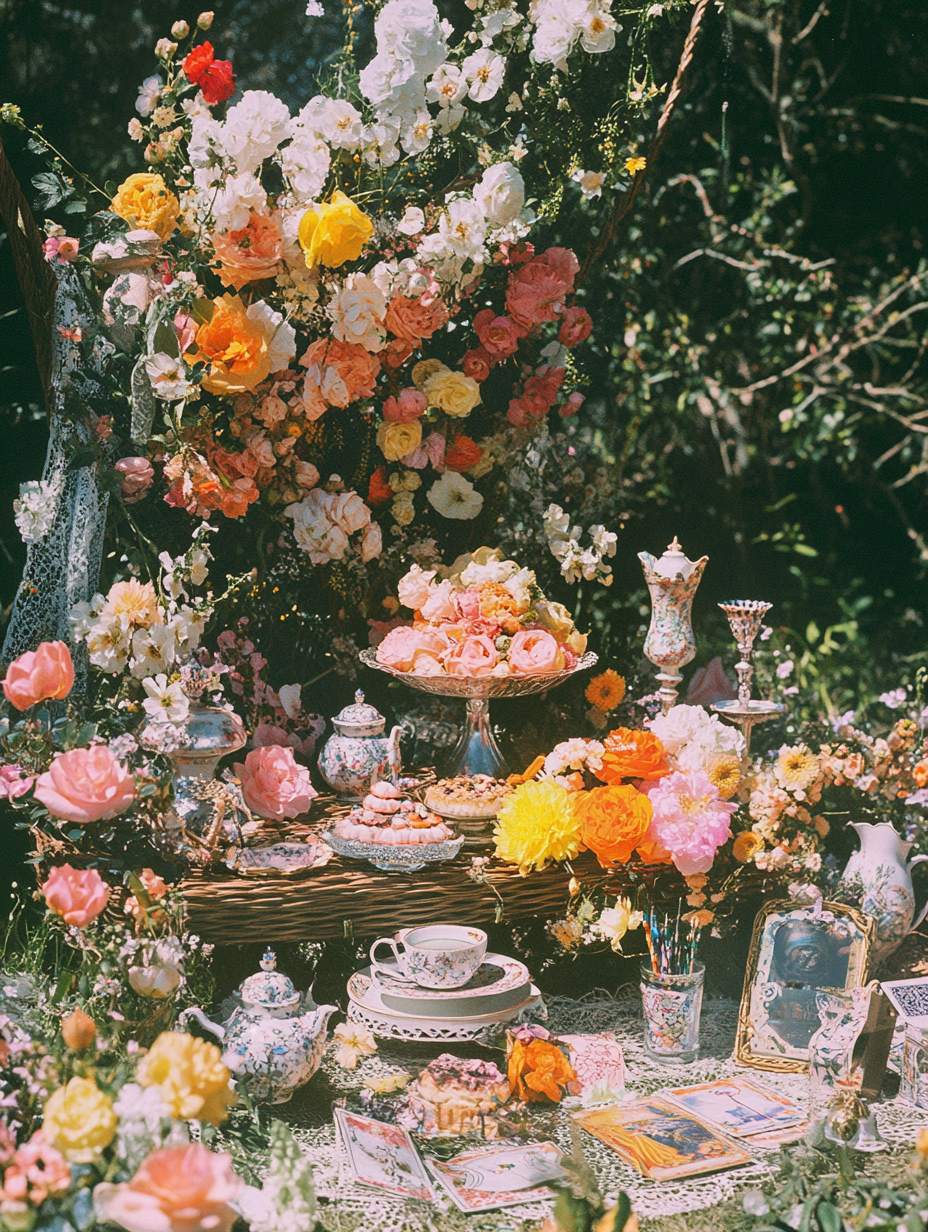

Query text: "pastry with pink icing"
[331, 784, 454, 846]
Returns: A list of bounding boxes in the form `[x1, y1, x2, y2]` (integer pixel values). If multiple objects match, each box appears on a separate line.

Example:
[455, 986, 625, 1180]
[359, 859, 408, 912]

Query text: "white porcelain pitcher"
[839, 822, 928, 964]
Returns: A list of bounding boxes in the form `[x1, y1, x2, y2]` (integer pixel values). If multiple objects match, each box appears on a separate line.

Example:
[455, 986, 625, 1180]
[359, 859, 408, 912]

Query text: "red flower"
[183, 42, 236, 105]
[558, 306, 593, 348]
[444, 435, 483, 473]
[368, 466, 393, 507]
[474, 309, 521, 359]
[462, 347, 492, 382]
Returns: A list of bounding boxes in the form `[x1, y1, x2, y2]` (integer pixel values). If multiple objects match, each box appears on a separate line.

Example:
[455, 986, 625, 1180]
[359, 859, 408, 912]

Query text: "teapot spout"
[302, 1004, 337, 1036]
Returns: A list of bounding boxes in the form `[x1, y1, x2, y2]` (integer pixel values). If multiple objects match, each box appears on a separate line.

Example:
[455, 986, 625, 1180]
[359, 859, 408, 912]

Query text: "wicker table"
[182, 845, 615, 945]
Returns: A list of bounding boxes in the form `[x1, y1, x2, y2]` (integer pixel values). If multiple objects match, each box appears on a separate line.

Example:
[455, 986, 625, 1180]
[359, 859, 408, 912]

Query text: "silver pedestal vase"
[711, 599, 785, 752]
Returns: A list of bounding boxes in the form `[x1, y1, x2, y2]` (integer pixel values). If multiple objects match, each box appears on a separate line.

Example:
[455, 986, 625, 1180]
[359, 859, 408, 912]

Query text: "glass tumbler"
[640, 960, 705, 1064]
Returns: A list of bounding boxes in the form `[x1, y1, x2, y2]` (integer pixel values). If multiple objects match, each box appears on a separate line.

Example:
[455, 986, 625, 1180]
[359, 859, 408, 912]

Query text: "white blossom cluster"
[13, 478, 59, 544]
[542, 503, 617, 585]
[284, 482, 383, 565]
[530, 0, 620, 69]
[647, 703, 746, 773]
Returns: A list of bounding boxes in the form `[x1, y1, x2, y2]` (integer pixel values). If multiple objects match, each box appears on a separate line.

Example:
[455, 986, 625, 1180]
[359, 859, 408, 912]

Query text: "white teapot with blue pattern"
[318, 689, 402, 798]
[181, 949, 335, 1105]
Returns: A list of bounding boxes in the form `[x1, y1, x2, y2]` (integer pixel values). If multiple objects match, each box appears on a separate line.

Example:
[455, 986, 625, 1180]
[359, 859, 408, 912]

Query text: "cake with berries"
[424, 774, 512, 819]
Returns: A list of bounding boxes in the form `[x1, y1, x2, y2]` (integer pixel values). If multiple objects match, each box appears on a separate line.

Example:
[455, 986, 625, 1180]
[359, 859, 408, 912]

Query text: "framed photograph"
[573, 1099, 751, 1182]
[736, 899, 874, 1072]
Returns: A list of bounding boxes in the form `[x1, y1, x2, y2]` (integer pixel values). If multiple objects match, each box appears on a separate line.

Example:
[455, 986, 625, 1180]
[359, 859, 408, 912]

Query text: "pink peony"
[94, 1143, 240, 1232]
[376, 626, 448, 673]
[506, 260, 568, 331]
[3, 641, 75, 711]
[444, 634, 500, 678]
[115, 457, 155, 503]
[41, 864, 110, 927]
[508, 629, 565, 675]
[234, 745, 317, 820]
[383, 388, 426, 422]
[454, 589, 483, 624]
[34, 746, 135, 824]
[645, 769, 737, 875]
[0, 764, 35, 799]
[558, 306, 592, 347]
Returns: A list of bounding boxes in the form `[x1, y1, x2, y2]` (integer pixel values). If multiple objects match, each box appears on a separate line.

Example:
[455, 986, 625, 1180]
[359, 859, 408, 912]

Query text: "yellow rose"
[377, 419, 423, 462]
[412, 358, 446, 391]
[43, 1076, 117, 1162]
[110, 173, 180, 242]
[191, 293, 271, 395]
[298, 190, 373, 268]
[136, 1031, 235, 1124]
[534, 599, 574, 640]
[423, 369, 481, 418]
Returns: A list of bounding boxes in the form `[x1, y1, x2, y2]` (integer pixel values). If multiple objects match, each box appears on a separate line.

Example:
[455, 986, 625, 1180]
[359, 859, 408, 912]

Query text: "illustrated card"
[573, 1099, 752, 1181]
[741, 1121, 810, 1149]
[881, 978, 928, 1027]
[661, 1076, 805, 1138]
[334, 1108, 434, 1201]
[425, 1142, 566, 1213]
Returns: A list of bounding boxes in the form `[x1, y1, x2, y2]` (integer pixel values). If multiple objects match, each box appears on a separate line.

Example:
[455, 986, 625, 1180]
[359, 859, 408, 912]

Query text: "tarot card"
[662, 1076, 805, 1137]
[742, 1121, 810, 1149]
[334, 1108, 434, 1201]
[573, 1099, 752, 1181]
[881, 978, 928, 1027]
[425, 1142, 566, 1213]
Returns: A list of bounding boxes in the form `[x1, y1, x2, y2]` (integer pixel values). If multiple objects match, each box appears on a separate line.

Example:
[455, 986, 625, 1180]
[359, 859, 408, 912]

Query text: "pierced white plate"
[346, 984, 546, 1042]
[360, 954, 531, 1017]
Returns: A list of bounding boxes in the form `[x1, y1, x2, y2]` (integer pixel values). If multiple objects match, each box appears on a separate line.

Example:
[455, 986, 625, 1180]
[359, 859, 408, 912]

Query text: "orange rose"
[596, 728, 670, 783]
[636, 830, 673, 865]
[444, 434, 483, 473]
[192, 294, 271, 394]
[574, 783, 652, 868]
[913, 759, 928, 789]
[507, 1036, 576, 1103]
[384, 293, 448, 345]
[480, 582, 529, 634]
[300, 338, 380, 408]
[212, 212, 282, 289]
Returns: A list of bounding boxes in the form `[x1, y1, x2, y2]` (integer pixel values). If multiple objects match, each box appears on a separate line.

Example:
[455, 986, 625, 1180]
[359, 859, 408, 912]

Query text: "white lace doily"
[281, 993, 928, 1227]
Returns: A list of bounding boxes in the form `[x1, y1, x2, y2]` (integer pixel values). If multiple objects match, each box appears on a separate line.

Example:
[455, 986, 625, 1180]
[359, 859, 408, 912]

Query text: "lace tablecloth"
[278, 992, 928, 1229]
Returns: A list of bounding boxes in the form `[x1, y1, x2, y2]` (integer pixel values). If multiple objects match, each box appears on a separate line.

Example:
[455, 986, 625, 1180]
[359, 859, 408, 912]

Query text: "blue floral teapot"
[180, 949, 335, 1105]
[318, 689, 402, 799]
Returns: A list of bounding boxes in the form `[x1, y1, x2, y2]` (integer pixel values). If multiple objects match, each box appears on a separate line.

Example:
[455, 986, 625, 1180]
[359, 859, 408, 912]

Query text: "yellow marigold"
[423, 368, 482, 418]
[192, 293, 271, 395]
[774, 744, 822, 794]
[493, 779, 581, 874]
[732, 831, 764, 864]
[298, 190, 373, 268]
[110, 172, 179, 242]
[585, 670, 626, 712]
[43, 1076, 117, 1162]
[708, 753, 741, 799]
[136, 1031, 235, 1124]
[625, 157, 647, 175]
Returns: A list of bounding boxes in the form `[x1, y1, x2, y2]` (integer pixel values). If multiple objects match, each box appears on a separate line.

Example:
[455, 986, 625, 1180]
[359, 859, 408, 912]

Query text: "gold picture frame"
[735, 899, 874, 1072]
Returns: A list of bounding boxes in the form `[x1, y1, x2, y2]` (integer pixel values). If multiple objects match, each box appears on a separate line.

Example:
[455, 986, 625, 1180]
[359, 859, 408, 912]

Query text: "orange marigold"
[507, 1036, 576, 1103]
[585, 670, 626, 712]
[596, 728, 670, 783]
[574, 783, 652, 868]
[732, 831, 764, 864]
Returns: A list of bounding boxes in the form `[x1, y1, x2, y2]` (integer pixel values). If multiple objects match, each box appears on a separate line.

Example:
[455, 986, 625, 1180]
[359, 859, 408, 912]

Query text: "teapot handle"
[178, 1006, 226, 1041]
[908, 855, 928, 933]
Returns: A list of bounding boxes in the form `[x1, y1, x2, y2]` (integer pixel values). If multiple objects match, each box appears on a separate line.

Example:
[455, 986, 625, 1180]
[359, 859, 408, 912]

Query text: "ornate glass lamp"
[712, 599, 786, 751]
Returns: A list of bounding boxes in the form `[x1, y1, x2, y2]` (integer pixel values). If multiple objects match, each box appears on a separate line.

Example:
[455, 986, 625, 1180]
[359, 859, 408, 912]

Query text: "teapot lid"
[239, 948, 300, 1009]
[333, 689, 385, 734]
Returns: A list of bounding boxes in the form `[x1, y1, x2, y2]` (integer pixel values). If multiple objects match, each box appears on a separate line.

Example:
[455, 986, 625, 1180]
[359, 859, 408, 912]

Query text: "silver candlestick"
[711, 599, 785, 752]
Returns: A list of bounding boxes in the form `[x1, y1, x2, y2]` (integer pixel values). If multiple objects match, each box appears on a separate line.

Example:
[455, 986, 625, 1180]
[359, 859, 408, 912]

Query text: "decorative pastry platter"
[323, 829, 465, 873]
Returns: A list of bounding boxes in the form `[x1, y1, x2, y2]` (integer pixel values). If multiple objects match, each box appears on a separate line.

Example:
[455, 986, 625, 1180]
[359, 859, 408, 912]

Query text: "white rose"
[361, 521, 383, 561]
[647, 704, 713, 755]
[398, 564, 437, 610]
[326, 273, 387, 352]
[330, 491, 372, 535]
[474, 162, 525, 227]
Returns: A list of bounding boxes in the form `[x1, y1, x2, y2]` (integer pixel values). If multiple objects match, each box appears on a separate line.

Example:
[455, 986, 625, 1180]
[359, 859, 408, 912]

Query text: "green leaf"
[191, 297, 215, 325]
[816, 1200, 843, 1232]
[794, 543, 818, 557]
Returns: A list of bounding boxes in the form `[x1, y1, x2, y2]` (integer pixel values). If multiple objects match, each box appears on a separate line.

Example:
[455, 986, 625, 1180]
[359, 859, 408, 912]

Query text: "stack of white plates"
[346, 953, 544, 1041]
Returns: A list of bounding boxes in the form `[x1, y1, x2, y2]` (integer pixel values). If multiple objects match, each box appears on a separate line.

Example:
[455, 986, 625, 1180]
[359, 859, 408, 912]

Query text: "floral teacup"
[370, 924, 487, 989]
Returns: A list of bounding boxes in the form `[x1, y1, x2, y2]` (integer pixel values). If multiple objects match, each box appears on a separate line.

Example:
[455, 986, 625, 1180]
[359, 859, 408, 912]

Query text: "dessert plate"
[346, 982, 545, 1042]
[365, 954, 531, 1017]
[224, 840, 333, 877]
[323, 830, 464, 872]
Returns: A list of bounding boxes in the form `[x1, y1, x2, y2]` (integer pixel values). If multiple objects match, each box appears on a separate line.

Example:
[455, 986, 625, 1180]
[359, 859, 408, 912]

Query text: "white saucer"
[360, 953, 531, 1017]
[346, 983, 545, 1042]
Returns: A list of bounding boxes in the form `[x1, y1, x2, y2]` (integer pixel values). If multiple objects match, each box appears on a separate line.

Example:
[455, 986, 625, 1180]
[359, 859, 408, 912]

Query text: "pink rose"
[419, 579, 458, 623]
[506, 261, 567, 331]
[454, 589, 483, 623]
[0, 764, 35, 799]
[43, 237, 79, 263]
[3, 641, 75, 711]
[94, 1144, 240, 1232]
[383, 388, 426, 422]
[41, 864, 109, 927]
[537, 246, 579, 293]
[34, 746, 136, 824]
[368, 616, 409, 647]
[444, 634, 500, 678]
[508, 629, 565, 675]
[474, 309, 522, 359]
[558, 306, 592, 347]
[115, 457, 155, 503]
[234, 745, 317, 820]
[175, 310, 197, 354]
[376, 626, 448, 672]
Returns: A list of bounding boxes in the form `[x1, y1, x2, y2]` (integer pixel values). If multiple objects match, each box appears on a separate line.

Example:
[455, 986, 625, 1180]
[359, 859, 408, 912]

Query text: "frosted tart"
[406, 1054, 511, 1137]
[424, 774, 513, 819]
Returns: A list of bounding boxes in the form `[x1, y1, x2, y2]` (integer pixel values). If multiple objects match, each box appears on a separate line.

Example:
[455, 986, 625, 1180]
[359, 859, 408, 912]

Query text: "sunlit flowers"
[42, 1077, 117, 1162]
[591, 896, 643, 952]
[110, 173, 179, 242]
[585, 669, 625, 713]
[507, 1030, 576, 1103]
[34, 745, 136, 824]
[332, 1022, 377, 1069]
[494, 779, 581, 874]
[136, 1031, 235, 1124]
[41, 864, 110, 927]
[298, 190, 373, 268]
[644, 769, 737, 876]
[596, 727, 670, 783]
[774, 743, 823, 799]
[2, 640, 74, 711]
[233, 744, 317, 819]
[575, 783, 653, 868]
[94, 1143, 241, 1232]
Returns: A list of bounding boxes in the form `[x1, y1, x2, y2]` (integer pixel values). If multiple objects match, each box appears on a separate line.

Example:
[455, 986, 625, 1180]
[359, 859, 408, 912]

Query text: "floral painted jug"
[839, 822, 928, 964]
[638, 538, 708, 713]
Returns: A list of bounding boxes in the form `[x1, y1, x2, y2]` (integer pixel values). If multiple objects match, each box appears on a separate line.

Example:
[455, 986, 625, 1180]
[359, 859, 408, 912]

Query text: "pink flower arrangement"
[0, 1131, 71, 1207]
[644, 769, 737, 875]
[33, 745, 136, 824]
[94, 1144, 240, 1232]
[234, 744, 317, 820]
[2, 641, 75, 711]
[509, 629, 565, 675]
[115, 457, 155, 503]
[41, 864, 110, 927]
